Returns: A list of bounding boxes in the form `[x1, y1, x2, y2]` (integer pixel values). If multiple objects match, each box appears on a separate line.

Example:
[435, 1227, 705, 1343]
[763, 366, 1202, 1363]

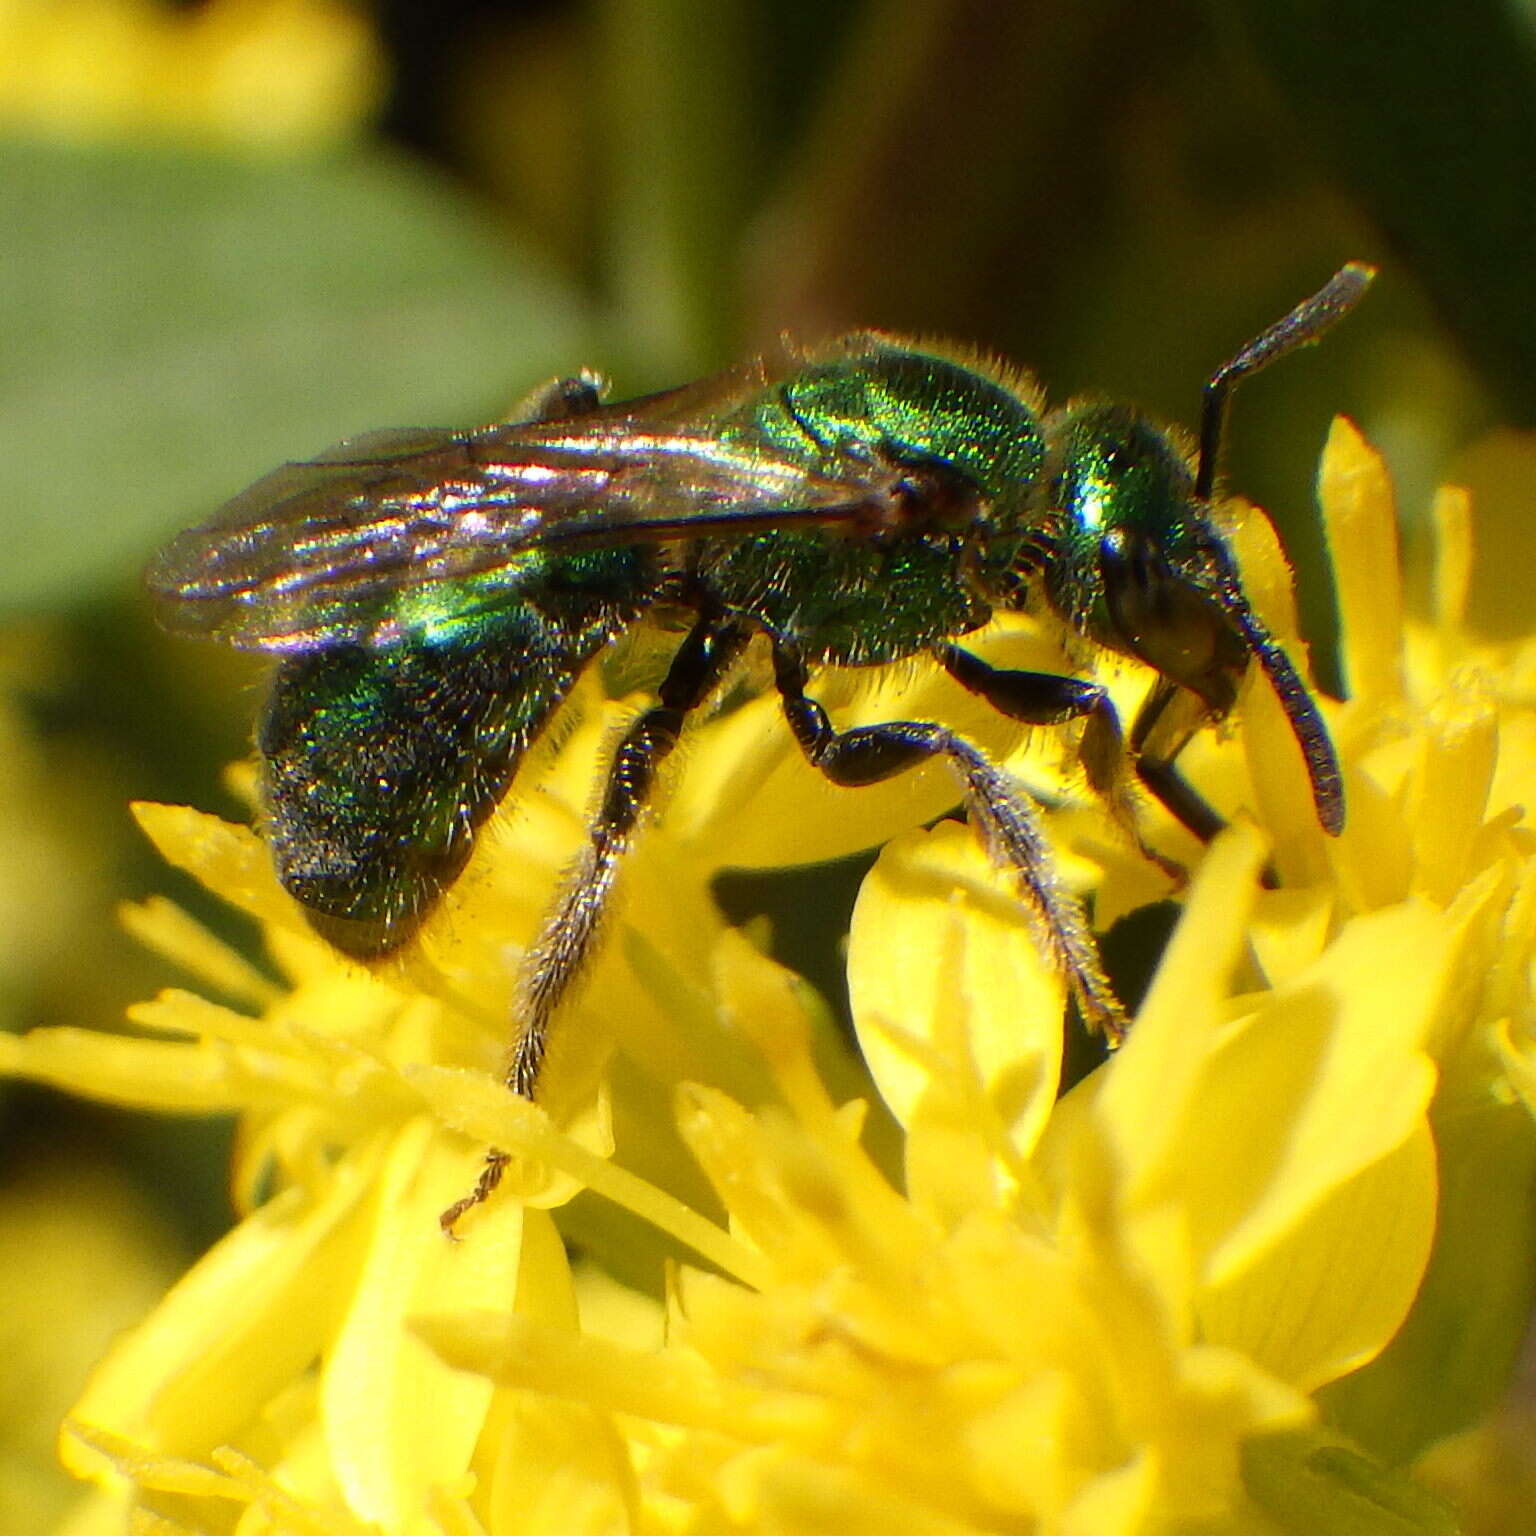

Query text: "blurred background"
[1, 0, 1534, 1527]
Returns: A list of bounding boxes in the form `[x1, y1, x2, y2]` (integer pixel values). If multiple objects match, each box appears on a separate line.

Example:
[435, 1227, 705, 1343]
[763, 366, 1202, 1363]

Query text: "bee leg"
[1128, 676, 1223, 841]
[937, 645, 1183, 884]
[773, 640, 1128, 1043]
[508, 368, 610, 424]
[441, 613, 747, 1234]
[1129, 677, 1279, 889]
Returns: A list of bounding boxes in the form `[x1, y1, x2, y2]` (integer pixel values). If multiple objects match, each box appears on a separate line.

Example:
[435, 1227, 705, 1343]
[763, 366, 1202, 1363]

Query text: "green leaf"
[0, 139, 591, 611]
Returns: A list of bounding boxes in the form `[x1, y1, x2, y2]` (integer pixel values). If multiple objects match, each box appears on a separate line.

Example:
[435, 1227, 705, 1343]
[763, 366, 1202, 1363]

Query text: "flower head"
[3, 421, 1530, 1532]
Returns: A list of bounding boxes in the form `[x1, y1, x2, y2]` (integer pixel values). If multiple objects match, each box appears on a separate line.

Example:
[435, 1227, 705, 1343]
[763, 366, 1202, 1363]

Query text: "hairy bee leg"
[937, 645, 1183, 883]
[773, 642, 1129, 1043]
[441, 614, 748, 1235]
[938, 644, 1111, 729]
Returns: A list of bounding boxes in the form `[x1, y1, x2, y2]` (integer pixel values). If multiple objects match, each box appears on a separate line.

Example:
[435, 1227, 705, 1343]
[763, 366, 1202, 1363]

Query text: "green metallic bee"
[149, 263, 1371, 1226]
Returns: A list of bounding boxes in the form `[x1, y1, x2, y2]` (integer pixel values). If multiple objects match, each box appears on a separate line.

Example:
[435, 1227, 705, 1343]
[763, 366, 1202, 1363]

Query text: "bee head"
[1040, 399, 1342, 834]
[1029, 266, 1371, 838]
[1042, 402, 1247, 705]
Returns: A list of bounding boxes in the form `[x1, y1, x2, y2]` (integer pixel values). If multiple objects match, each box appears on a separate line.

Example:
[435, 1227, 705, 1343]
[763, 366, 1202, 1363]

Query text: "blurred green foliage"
[1231, 0, 1536, 425]
[0, 7, 1532, 1520]
[0, 142, 589, 611]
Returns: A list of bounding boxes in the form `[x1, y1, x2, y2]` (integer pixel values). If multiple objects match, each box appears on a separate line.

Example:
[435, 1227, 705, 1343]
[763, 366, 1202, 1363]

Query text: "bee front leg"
[1128, 675, 1229, 844]
[441, 613, 748, 1234]
[772, 640, 1129, 1044]
[1130, 676, 1285, 890]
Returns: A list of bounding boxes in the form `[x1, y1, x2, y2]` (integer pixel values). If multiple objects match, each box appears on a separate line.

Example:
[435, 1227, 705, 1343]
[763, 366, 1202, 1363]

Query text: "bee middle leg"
[441, 611, 748, 1233]
[937, 644, 1182, 883]
[773, 640, 1129, 1042]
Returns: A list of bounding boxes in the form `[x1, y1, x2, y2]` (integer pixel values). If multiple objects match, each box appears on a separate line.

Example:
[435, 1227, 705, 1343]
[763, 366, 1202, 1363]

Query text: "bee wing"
[147, 419, 880, 652]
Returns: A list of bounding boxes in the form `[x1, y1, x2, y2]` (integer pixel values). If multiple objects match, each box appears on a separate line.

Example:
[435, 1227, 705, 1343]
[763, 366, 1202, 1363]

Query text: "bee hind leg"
[441, 612, 748, 1235]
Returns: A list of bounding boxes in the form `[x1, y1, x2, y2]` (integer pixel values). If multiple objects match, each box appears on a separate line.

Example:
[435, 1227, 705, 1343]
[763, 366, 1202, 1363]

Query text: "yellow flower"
[3, 420, 1529, 1533]
[0, 0, 383, 150]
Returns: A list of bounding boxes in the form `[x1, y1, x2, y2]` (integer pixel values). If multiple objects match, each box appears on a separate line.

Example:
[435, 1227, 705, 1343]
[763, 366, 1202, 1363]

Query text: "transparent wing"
[148, 398, 879, 652]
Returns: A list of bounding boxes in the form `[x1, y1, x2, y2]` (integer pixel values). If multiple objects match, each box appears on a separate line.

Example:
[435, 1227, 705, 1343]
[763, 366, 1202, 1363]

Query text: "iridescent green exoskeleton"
[148, 263, 1372, 1228]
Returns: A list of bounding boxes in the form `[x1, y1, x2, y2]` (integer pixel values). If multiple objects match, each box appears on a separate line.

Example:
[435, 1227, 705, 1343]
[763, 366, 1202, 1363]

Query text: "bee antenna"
[1195, 262, 1376, 503]
[1203, 552, 1345, 834]
[1236, 602, 1345, 834]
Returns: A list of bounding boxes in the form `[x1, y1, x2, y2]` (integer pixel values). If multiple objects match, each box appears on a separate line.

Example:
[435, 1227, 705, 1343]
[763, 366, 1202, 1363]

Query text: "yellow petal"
[415, 1308, 768, 1437]
[413, 1066, 765, 1288]
[65, 1143, 380, 1478]
[1405, 691, 1498, 905]
[1190, 904, 1444, 1288]
[848, 822, 1064, 1181]
[1240, 665, 1333, 889]
[1095, 822, 1268, 1188]
[481, 1396, 633, 1536]
[1443, 427, 1536, 639]
[117, 896, 280, 1008]
[131, 802, 307, 943]
[670, 673, 959, 870]
[1321, 418, 1405, 711]
[1199, 1124, 1437, 1393]
[0, 1023, 254, 1113]
[670, 618, 1089, 870]
[1431, 484, 1473, 638]
[321, 1118, 523, 1527]
[1246, 886, 1334, 989]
